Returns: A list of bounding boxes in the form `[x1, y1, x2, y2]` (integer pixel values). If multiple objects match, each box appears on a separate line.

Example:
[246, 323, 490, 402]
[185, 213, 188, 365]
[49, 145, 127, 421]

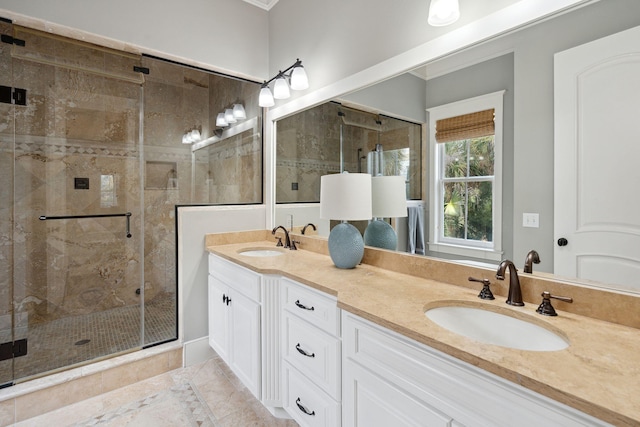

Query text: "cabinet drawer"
[283, 362, 341, 427]
[283, 311, 341, 399]
[282, 277, 339, 336]
[209, 253, 261, 302]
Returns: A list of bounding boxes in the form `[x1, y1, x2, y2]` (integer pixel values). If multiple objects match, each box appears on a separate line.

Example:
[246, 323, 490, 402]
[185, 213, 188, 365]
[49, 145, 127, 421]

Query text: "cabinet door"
[343, 360, 453, 427]
[229, 290, 261, 398]
[208, 275, 229, 361]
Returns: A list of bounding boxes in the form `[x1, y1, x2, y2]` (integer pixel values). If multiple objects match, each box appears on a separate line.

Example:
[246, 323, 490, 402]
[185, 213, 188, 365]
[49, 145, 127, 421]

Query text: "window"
[427, 91, 504, 260]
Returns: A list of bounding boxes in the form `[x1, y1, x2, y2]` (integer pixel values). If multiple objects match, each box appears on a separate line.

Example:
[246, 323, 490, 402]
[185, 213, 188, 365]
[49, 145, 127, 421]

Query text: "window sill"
[427, 242, 503, 262]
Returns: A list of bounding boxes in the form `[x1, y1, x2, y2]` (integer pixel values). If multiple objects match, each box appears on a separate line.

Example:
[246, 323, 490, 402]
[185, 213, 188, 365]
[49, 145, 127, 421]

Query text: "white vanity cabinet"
[207, 254, 267, 401]
[342, 312, 611, 427]
[281, 278, 341, 427]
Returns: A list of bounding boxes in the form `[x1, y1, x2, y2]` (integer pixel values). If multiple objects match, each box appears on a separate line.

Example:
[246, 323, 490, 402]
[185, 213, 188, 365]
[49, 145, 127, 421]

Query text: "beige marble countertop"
[206, 233, 640, 426]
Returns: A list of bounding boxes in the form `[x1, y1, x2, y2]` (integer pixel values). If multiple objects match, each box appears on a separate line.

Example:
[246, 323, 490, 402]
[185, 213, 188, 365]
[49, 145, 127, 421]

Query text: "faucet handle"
[536, 291, 573, 316]
[468, 277, 495, 300]
[290, 239, 299, 250]
[275, 236, 283, 247]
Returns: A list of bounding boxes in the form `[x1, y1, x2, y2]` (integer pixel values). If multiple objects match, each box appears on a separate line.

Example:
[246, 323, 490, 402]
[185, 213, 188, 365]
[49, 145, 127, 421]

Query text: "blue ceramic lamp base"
[328, 222, 365, 269]
[363, 219, 398, 250]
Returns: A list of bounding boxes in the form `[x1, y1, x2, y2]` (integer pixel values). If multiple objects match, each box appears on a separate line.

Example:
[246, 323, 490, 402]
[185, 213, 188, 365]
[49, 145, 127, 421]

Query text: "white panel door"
[554, 25, 640, 292]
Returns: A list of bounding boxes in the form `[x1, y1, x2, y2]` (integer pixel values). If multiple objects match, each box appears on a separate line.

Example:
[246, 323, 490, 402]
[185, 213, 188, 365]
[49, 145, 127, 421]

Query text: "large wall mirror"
[273, 0, 640, 295]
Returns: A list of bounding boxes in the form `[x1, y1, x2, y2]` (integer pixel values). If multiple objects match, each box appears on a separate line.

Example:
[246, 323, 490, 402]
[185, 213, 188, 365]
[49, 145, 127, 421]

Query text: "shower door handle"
[39, 212, 132, 238]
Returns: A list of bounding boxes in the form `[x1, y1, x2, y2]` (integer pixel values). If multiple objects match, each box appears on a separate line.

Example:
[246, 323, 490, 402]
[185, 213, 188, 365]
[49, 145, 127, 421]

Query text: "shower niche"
[145, 161, 179, 190]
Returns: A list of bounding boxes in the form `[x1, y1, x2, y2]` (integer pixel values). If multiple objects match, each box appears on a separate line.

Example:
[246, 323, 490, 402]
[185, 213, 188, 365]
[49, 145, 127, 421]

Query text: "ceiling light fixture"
[258, 59, 309, 107]
[428, 0, 460, 26]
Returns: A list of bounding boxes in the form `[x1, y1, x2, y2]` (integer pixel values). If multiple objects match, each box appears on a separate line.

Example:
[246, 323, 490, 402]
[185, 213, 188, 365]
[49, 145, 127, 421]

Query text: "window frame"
[427, 91, 505, 261]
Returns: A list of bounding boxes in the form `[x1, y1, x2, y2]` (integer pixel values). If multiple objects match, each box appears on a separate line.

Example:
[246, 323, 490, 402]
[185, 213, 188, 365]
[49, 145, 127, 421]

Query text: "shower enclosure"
[0, 21, 261, 385]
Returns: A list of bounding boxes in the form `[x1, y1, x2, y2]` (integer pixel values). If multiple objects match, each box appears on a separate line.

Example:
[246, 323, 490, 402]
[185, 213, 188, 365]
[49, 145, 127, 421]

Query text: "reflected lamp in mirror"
[320, 173, 372, 269]
[364, 176, 408, 250]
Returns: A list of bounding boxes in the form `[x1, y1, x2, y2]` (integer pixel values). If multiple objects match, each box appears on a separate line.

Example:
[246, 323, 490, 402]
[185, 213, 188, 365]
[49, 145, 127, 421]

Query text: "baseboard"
[183, 336, 215, 367]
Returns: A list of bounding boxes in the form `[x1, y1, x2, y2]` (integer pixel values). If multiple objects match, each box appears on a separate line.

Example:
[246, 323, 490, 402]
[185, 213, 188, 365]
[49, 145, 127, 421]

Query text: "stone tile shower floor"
[1, 293, 176, 382]
[14, 354, 299, 427]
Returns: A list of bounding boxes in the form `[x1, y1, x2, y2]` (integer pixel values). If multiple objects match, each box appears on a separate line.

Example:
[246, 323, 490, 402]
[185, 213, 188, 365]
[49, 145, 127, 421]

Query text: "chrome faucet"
[272, 225, 297, 250]
[496, 260, 524, 306]
[523, 250, 541, 273]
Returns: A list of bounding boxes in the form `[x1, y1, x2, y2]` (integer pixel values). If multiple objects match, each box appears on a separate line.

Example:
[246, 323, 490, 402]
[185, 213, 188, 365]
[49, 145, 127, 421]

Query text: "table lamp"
[363, 175, 408, 250]
[320, 173, 372, 269]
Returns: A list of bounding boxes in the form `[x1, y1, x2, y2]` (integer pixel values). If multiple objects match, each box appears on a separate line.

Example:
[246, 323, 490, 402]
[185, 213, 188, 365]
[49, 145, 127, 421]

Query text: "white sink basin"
[425, 304, 569, 351]
[238, 248, 285, 257]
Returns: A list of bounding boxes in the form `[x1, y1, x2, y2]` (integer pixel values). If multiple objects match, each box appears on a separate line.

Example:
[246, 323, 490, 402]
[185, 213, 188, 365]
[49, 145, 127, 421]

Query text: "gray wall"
[267, 0, 522, 96]
[426, 0, 640, 272]
[0, 0, 269, 80]
[425, 53, 515, 263]
[341, 72, 427, 124]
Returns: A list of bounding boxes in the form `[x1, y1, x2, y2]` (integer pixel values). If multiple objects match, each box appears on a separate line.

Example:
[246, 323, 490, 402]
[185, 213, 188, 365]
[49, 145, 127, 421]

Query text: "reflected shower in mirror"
[275, 102, 422, 204]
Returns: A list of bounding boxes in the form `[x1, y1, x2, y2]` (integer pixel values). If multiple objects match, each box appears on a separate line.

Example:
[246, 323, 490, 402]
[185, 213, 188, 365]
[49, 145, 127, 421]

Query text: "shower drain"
[75, 339, 91, 346]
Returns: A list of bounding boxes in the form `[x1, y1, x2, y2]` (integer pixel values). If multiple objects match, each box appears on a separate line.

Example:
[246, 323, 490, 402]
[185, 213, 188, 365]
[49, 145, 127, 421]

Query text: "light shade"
[224, 108, 236, 124]
[273, 76, 290, 99]
[320, 173, 372, 221]
[216, 113, 228, 127]
[290, 65, 309, 90]
[233, 103, 246, 120]
[371, 176, 408, 218]
[428, 0, 460, 26]
[259, 86, 275, 107]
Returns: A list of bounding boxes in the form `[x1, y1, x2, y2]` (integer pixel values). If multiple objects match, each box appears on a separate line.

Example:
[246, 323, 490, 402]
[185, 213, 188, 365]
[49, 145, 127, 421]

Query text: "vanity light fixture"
[216, 113, 228, 127]
[224, 108, 237, 124]
[232, 103, 246, 120]
[215, 103, 246, 128]
[320, 172, 372, 269]
[428, 0, 460, 26]
[181, 128, 201, 144]
[363, 175, 408, 250]
[258, 59, 309, 107]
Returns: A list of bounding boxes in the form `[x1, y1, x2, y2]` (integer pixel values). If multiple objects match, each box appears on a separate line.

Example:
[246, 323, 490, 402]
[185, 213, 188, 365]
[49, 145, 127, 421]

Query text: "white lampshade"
[224, 108, 236, 124]
[320, 173, 372, 221]
[259, 86, 275, 107]
[190, 129, 201, 142]
[428, 0, 460, 26]
[216, 113, 228, 127]
[290, 65, 309, 90]
[371, 176, 408, 218]
[273, 76, 290, 99]
[233, 103, 246, 120]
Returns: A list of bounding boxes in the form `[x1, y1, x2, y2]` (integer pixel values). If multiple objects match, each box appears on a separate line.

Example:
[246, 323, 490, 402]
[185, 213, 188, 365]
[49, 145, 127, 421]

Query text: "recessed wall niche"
[145, 161, 178, 189]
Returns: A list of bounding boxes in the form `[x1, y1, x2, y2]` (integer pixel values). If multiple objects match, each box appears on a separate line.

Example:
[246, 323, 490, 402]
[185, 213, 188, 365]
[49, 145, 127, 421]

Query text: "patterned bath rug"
[74, 382, 219, 426]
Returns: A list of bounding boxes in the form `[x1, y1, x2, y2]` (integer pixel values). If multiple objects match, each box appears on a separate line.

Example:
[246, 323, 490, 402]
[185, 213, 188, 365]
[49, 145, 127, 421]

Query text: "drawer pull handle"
[295, 343, 315, 358]
[296, 397, 316, 416]
[295, 300, 314, 311]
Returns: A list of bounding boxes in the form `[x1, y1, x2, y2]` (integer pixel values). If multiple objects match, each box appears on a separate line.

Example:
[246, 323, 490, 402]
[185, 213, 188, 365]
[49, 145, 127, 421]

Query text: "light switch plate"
[523, 213, 539, 228]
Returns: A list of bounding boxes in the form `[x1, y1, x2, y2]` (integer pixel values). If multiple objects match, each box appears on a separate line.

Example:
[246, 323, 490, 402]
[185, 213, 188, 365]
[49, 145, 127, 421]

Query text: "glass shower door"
[0, 18, 16, 387]
[9, 26, 145, 381]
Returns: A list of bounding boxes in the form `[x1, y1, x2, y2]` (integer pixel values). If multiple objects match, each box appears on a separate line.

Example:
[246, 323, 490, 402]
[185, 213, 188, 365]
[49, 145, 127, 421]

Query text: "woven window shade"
[435, 109, 495, 143]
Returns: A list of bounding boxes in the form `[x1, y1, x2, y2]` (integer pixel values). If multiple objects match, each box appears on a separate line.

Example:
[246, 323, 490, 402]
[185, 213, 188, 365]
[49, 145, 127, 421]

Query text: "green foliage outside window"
[442, 136, 494, 243]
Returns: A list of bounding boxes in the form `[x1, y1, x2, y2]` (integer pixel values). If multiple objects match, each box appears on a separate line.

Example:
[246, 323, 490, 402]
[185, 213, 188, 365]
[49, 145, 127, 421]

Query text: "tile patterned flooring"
[1, 293, 176, 382]
[13, 353, 299, 427]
